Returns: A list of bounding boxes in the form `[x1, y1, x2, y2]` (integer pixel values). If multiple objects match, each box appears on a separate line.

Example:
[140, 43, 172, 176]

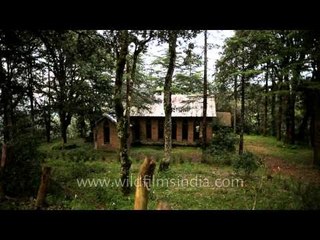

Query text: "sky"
[142, 30, 235, 78]
[97, 30, 235, 78]
[193, 30, 235, 75]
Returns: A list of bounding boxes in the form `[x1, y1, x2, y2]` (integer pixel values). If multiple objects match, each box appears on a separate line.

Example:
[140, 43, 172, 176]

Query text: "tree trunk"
[284, 74, 290, 143]
[3, 98, 13, 144]
[114, 30, 131, 194]
[1, 62, 14, 199]
[45, 66, 51, 143]
[118, 118, 130, 194]
[45, 115, 51, 143]
[126, 51, 139, 148]
[77, 114, 86, 138]
[271, 72, 276, 137]
[263, 67, 269, 136]
[312, 57, 320, 166]
[28, 61, 35, 134]
[61, 123, 67, 144]
[46, 68, 52, 142]
[297, 94, 311, 143]
[310, 59, 319, 148]
[201, 30, 208, 163]
[88, 118, 95, 143]
[125, 34, 152, 148]
[239, 75, 245, 155]
[160, 31, 177, 171]
[134, 157, 156, 210]
[310, 113, 315, 147]
[29, 83, 34, 132]
[59, 111, 71, 144]
[56, 68, 70, 144]
[234, 75, 238, 134]
[35, 166, 51, 209]
[0, 144, 7, 200]
[257, 110, 261, 133]
[284, 75, 296, 145]
[126, 60, 131, 149]
[276, 76, 283, 141]
[314, 91, 320, 166]
[2, 76, 13, 144]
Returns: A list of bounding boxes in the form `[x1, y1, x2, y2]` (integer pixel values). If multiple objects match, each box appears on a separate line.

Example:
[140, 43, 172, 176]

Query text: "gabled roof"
[131, 94, 216, 117]
[95, 114, 117, 124]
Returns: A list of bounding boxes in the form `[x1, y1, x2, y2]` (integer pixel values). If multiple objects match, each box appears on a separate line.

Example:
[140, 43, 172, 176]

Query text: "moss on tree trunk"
[160, 32, 177, 172]
[114, 30, 132, 194]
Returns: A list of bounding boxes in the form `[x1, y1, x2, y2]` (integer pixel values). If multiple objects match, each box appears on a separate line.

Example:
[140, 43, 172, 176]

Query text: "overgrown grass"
[39, 138, 117, 163]
[41, 158, 320, 210]
[2, 136, 319, 210]
[244, 135, 313, 166]
[130, 145, 202, 164]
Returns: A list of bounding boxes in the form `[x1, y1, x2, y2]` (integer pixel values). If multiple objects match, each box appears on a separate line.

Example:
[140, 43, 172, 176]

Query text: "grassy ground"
[244, 135, 313, 166]
[2, 135, 320, 210]
[244, 135, 320, 184]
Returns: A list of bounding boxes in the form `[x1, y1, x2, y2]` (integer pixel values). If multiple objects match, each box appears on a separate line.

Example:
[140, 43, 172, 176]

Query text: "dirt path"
[245, 144, 320, 184]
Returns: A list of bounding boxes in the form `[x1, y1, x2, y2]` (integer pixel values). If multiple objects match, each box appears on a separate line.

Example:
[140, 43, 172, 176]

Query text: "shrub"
[69, 149, 90, 162]
[172, 153, 183, 164]
[69, 161, 92, 179]
[207, 151, 237, 166]
[233, 152, 261, 176]
[208, 126, 238, 154]
[2, 133, 41, 197]
[51, 142, 78, 150]
[292, 182, 320, 209]
[206, 126, 238, 166]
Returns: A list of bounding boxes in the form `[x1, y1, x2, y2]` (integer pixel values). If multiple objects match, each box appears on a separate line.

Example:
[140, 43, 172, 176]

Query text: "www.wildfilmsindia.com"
[76, 175, 244, 189]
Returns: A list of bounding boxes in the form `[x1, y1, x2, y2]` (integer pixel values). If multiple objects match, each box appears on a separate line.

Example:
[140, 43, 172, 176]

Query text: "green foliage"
[245, 135, 313, 166]
[208, 126, 238, 154]
[289, 181, 320, 210]
[172, 73, 203, 94]
[2, 136, 320, 210]
[2, 133, 41, 197]
[51, 142, 79, 150]
[69, 161, 90, 179]
[233, 152, 261, 176]
[40, 138, 116, 164]
[129, 146, 201, 164]
[207, 152, 238, 166]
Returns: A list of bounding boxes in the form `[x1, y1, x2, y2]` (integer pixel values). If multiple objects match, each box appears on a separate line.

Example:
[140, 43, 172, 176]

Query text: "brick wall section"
[151, 119, 158, 141]
[110, 123, 119, 149]
[187, 119, 194, 144]
[94, 119, 119, 150]
[94, 121, 104, 149]
[199, 118, 213, 143]
[94, 117, 215, 149]
[94, 126, 98, 149]
[176, 119, 182, 141]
